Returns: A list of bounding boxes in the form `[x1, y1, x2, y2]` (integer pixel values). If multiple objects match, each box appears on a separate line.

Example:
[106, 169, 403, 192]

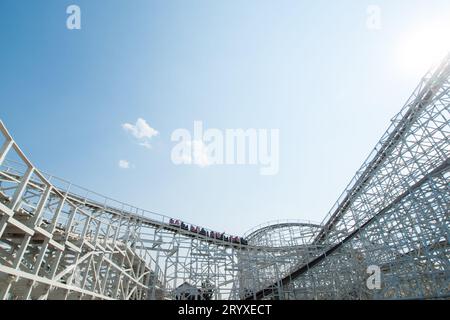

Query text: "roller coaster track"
[0, 122, 317, 299]
[248, 53, 450, 300]
[0, 54, 449, 300]
[248, 158, 450, 299]
[0, 168, 305, 253]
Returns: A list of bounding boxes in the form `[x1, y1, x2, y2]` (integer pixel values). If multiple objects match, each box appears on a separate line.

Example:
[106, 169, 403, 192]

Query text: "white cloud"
[122, 118, 158, 148]
[139, 141, 152, 149]
[118, 160, 131, 169]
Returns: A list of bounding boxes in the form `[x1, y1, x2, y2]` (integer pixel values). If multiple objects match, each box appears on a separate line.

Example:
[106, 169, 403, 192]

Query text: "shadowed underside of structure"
[0, 54, 449, 300]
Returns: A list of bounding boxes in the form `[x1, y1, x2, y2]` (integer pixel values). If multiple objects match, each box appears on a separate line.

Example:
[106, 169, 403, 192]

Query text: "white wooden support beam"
[63, 206, 78, 241]
[23, 238, 51, 299]
[48, 195, 67, 234]
[0, 139, 13, 167]
[80, 255, 94, 290]
[10, 166, 34, 211]
[12, 234, 31, 268]
[0, 215, 9, 239]
[28, 184, 52, 226]
[0, 264, 113, 300]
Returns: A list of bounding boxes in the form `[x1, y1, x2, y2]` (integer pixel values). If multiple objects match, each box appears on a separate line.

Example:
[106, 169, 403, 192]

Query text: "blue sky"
[1, 0, 449, 235]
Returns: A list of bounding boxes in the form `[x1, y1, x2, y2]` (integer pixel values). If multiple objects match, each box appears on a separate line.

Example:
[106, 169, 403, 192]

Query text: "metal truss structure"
[0, 54, 449, 300]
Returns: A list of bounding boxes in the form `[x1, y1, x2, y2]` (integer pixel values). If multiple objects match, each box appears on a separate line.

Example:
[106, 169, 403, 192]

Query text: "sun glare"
[397, 22, 450, 75]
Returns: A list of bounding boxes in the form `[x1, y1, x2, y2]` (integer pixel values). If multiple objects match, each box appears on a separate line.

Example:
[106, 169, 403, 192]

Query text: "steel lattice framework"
[0, 54, 449, 300]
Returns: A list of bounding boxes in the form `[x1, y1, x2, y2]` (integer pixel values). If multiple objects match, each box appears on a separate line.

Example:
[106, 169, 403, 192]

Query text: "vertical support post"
[0, 234, 32, 299]
[10, 166, 34, 211]
[0, 214, 10, 240]
[0, 139, 13, 167]
[24, 238, 51, 299]
[48, 195, 66, 234]
[29, 184, 52, 226]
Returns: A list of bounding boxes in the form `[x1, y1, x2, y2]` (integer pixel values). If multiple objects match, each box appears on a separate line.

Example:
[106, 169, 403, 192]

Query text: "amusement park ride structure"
[0, 54, 449, 300]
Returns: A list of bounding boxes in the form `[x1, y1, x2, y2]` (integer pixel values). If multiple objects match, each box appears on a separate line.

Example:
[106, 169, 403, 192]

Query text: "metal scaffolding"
[0, 54, 449, 300]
